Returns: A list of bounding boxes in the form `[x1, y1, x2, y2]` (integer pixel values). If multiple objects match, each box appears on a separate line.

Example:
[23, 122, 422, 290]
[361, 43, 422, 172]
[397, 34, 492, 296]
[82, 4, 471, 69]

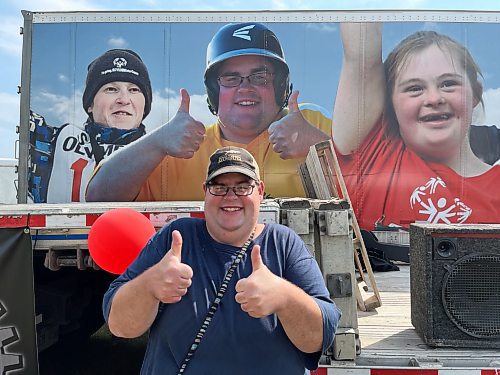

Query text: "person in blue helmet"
[86, 22, 333, 202]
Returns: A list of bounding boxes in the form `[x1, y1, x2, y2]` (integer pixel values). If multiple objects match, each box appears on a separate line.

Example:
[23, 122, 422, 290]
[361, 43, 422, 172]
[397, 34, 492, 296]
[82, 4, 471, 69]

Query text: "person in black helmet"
[28, 49, 151, 203]
[86, 23, 333, 202]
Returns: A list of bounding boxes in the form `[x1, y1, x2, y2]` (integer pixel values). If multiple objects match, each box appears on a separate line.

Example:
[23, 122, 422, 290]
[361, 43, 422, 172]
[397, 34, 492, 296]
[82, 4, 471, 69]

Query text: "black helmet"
[204, 22, 291, 115]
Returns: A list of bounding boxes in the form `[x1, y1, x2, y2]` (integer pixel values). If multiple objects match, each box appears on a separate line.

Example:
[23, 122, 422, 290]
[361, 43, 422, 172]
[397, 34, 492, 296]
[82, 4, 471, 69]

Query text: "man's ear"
[258, 180, 265, 200]
[87, 105, 93, 114]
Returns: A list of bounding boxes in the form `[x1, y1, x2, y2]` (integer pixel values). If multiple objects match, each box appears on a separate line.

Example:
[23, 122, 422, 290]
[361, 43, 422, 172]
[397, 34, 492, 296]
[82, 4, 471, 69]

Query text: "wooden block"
[301, 140, 382, 311]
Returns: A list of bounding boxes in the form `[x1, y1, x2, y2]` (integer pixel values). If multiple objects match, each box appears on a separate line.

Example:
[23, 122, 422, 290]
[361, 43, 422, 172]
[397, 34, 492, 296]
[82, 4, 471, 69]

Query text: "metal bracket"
[327, 273, 353, 298]
[317, 209, 350, 237]
[281, 208, 313, 235]
[44, 246, 99, 271]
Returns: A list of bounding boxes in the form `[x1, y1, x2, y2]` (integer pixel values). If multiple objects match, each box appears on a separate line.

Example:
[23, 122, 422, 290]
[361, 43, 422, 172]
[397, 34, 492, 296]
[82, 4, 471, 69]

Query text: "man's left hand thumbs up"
[235, 246, 283, 318]
[250, 244, 264, 271]
[268, 90, 329, 159]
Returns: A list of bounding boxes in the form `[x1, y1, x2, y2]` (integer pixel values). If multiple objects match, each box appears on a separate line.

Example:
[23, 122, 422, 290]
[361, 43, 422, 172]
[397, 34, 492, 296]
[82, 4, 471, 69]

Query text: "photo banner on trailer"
[24, 13, 500, 230]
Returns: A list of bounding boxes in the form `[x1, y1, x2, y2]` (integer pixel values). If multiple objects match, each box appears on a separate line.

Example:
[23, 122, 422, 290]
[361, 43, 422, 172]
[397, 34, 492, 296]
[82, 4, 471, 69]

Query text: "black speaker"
[410, 223, 500, 348]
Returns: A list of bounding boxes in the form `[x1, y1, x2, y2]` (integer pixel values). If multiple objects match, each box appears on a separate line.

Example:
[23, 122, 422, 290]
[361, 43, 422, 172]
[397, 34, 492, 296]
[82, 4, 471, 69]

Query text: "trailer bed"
[348, 265, 500, 369]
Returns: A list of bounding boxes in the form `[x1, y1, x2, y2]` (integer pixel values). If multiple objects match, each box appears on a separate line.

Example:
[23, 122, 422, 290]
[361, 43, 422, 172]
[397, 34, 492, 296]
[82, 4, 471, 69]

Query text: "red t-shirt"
[337, 119, 500, 230]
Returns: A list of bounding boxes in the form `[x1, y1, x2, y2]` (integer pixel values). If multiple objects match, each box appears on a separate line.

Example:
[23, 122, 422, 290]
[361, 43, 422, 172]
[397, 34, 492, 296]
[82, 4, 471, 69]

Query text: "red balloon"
[88, 208, 156, 274]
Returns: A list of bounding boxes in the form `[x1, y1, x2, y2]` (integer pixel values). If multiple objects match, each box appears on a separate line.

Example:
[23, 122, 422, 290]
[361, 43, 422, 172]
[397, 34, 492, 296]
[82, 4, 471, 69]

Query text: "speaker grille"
[442, 253, 500, 338]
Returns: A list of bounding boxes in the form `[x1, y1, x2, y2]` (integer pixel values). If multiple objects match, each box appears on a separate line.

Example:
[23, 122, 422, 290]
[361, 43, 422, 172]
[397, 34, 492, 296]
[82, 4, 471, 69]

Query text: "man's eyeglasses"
[207, 183, 256, 196]
[217, 72, 274, 88]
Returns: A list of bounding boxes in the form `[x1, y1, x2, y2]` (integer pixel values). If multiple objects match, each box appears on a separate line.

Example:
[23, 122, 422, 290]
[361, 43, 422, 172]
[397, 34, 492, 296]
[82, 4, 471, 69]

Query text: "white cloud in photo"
[108, 37, 128, 49]
[306, 23, 338, 33]
[33, 90, 86, 127]
[421, 22, 440, 31]
[481, 87, 500, 128]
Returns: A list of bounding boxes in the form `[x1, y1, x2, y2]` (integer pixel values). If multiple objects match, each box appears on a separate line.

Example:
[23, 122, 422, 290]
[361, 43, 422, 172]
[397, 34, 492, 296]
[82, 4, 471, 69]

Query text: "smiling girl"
[333, 23, 500, 230]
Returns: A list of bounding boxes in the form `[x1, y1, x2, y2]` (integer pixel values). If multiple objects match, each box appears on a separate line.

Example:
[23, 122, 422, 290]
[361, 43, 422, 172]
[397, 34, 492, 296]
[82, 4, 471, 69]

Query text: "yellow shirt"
[136, 105, 332, 201]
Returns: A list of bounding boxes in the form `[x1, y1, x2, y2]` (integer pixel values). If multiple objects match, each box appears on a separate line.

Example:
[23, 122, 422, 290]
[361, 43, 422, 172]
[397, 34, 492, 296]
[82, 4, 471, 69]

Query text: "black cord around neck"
[177, 228, 256, 375]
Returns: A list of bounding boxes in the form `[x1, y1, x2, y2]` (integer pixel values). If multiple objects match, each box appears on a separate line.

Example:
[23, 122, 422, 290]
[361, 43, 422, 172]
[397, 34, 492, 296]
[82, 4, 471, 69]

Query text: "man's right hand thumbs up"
[169, 229, 184, 259]
[159, 88, 206, 159]
[177, 87, 191, 114]
[149, 230, 193, 304]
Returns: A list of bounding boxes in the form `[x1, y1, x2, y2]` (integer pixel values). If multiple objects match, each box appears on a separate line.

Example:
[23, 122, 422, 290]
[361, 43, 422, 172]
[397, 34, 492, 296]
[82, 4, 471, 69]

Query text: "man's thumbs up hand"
[159, 88, 206, 159]
[250, 244, 264, 271]
[268, 90, 329, 159]
[235, 246, 284, 318]
[168, 229, 184, 259]
[177, 87, 191, 114]
[148, 230, 193, 304]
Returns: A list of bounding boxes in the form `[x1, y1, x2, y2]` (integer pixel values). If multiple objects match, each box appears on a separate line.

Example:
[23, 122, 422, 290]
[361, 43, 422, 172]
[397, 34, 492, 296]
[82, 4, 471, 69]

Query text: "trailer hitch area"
[44, 246, 100, 271]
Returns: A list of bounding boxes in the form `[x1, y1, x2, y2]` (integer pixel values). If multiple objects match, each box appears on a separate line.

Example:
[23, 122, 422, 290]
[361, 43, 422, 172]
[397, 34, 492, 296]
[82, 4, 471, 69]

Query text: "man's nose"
[238, 76, 254, 89]
[116, 90, 131, 104]
[224, 188, 239, 199]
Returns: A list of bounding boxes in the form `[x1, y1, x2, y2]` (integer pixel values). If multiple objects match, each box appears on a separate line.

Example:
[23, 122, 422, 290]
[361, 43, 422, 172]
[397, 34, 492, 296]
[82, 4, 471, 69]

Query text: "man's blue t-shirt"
[103, 218, 340, 375]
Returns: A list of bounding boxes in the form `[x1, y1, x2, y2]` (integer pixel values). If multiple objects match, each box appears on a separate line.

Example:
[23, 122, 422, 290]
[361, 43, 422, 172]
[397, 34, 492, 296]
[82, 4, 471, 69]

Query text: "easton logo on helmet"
[232, 24, 255, 41]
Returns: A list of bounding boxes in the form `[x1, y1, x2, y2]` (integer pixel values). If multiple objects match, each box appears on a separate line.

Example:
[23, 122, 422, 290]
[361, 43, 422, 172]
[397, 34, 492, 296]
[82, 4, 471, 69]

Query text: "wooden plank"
[298, 164, 317, 199]
[304, 144, 335, 199]
[301, 140, 382, 311]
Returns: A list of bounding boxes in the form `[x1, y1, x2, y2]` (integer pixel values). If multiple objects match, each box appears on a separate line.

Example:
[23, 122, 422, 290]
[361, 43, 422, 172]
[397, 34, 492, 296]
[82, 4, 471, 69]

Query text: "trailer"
[1, 9, 500, 374]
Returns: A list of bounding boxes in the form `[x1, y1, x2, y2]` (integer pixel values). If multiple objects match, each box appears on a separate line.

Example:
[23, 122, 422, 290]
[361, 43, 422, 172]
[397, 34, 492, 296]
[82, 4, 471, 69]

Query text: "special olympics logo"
[409, 177, 472, 224]
[113, 57, 127, 69]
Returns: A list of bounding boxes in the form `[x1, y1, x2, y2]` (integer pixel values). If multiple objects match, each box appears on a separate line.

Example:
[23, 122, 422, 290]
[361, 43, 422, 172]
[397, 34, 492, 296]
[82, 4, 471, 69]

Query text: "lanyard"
[177, 228, 256, 375]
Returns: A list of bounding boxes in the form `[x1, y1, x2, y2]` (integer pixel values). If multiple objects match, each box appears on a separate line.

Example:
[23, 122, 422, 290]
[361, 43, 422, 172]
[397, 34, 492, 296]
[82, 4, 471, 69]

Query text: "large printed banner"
[0, 228, 38, 375]
[25, 14, 500, 230]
